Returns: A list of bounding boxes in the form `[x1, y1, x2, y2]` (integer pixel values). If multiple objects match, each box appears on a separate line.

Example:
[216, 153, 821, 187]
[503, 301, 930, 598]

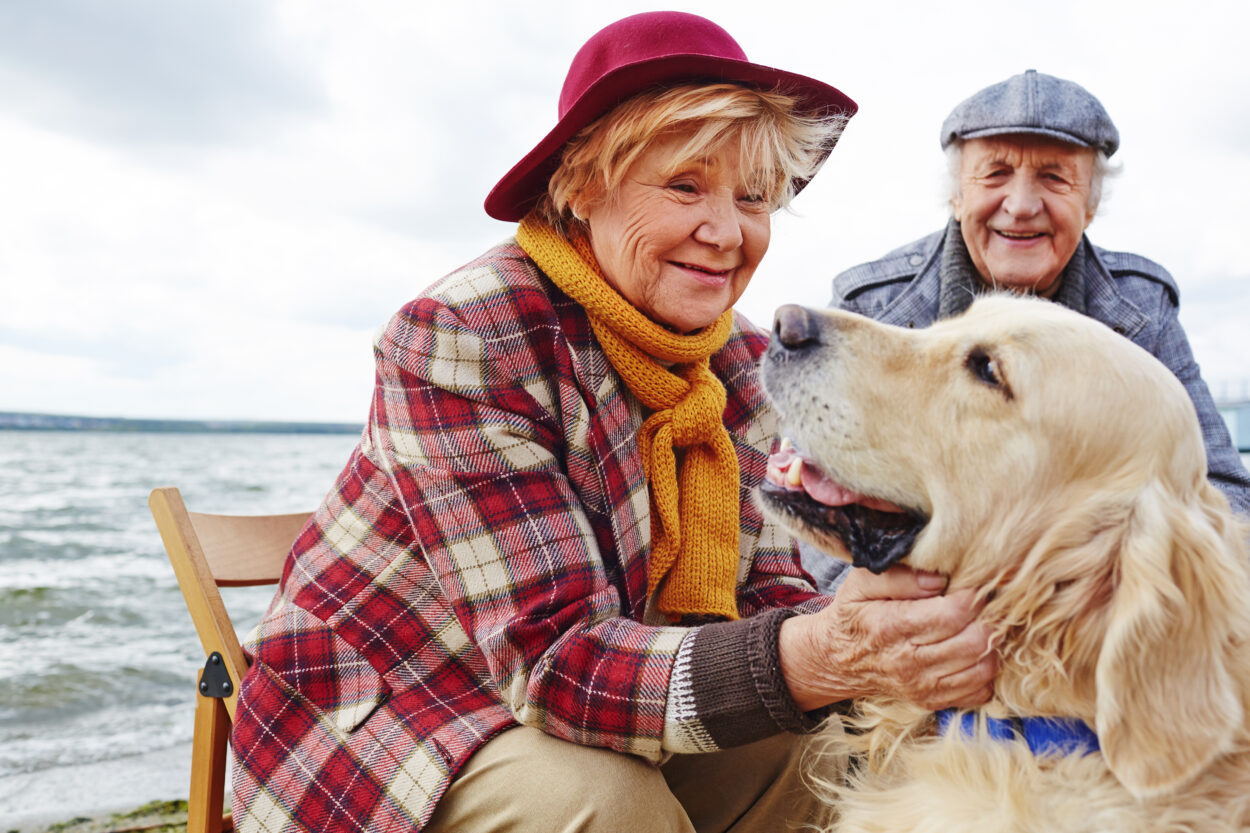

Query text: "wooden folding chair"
[149, 486, 310, 833]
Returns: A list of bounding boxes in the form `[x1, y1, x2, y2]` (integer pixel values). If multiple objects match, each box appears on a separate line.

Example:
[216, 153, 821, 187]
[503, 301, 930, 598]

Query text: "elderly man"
[804, 70, 1250, 592]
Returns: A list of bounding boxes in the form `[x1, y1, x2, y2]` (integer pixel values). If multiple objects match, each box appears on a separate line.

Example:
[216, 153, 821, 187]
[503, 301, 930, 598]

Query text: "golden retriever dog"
[757, 295, 1250, 833]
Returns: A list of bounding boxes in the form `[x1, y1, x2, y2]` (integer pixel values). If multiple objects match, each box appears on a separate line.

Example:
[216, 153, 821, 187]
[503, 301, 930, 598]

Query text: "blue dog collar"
[936, 709, 1100, 756]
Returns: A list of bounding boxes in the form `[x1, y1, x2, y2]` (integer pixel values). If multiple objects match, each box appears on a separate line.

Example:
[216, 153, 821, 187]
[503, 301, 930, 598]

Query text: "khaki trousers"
[424, 724, 844, 833]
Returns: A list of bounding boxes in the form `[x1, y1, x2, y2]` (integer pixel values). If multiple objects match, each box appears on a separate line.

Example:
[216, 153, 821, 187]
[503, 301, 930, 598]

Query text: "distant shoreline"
[1, 409, 1245, 450]
[0, 411, 363, 435]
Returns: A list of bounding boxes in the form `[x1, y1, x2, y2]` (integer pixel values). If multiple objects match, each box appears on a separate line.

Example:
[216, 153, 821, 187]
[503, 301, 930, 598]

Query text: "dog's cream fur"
[760, 295, 1250, 832]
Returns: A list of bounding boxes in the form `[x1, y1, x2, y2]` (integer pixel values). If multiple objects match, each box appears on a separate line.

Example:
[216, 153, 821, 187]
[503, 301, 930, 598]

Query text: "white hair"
[944, 139, 1120, 216]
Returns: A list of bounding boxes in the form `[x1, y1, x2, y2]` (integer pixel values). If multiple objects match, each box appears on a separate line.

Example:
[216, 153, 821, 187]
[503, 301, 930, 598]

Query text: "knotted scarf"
[516, 216, 741, 623]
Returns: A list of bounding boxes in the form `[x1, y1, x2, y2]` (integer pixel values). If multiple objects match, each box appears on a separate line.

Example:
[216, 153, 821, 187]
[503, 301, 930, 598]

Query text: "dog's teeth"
[779, 437, 792, 451]
[786, 458, 803, 487]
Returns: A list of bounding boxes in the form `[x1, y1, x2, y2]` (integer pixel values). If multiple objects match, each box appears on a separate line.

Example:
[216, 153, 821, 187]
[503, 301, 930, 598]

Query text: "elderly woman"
[801, 69, 1250, 592]
[229, 13, 997, 832]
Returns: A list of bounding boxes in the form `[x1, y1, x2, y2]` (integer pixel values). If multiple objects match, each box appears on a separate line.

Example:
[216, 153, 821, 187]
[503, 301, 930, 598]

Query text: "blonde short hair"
[537, 83, 847, 229]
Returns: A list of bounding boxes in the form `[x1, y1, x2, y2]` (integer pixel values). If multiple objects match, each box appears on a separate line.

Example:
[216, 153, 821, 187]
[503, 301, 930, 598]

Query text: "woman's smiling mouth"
[672, 261, 733, 285]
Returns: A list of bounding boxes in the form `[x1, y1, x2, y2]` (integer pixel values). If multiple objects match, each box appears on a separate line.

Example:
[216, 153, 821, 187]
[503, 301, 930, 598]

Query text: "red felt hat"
[484, 11, 857, 222]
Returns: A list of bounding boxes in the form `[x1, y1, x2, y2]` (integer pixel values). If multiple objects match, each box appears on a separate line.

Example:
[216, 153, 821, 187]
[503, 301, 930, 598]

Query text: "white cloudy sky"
[3, 0, 1249, 423]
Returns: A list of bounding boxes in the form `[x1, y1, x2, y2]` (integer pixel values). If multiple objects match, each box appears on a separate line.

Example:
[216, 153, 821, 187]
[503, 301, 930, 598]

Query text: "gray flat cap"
[940, 69, 1119, 157]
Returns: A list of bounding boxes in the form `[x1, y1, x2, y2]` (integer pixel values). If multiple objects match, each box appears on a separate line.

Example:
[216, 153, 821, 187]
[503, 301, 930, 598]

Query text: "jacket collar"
[876, 227, 1151, 341]
[937, 218, 1090, 318]
[1080, 237, 1149, 340]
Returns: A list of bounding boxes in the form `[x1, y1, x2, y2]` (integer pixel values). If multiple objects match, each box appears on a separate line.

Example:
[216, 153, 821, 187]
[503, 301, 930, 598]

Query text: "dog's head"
[759, 294, 1250, 797]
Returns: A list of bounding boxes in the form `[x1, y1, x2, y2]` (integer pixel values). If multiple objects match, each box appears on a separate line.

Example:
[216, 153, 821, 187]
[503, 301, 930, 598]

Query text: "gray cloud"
[0, 0, 324, 147]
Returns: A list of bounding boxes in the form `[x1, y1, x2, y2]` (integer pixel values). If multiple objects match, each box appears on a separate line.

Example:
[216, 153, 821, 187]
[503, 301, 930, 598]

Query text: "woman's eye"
[668, 182, 697, 194]
[966, 347, 1003, 388]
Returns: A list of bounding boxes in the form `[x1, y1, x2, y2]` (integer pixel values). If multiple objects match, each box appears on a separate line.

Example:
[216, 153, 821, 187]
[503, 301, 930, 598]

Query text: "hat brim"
[484, 53, 857, 222]
[953, 125, 1098, 150]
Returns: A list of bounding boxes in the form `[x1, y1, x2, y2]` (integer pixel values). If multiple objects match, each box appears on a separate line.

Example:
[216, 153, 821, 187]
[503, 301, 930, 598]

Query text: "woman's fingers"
[898, 588, 984, 646]
[789, 567, 997, 707]
[781, 565, 1000, 710]
[844, 600, 994, 703]
[846, 583, 984, 649]
[840, 564, 949, 603]
[930, 655, 998, 710]
[906, 624, 999, 710]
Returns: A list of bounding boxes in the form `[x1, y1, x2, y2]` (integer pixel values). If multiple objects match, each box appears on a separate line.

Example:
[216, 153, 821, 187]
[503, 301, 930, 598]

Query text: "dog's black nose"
[773, 305, 821, 350]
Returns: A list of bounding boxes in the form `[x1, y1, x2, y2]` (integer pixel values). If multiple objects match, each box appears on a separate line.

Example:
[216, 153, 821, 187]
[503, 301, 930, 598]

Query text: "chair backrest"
[149, 486, 310, 720]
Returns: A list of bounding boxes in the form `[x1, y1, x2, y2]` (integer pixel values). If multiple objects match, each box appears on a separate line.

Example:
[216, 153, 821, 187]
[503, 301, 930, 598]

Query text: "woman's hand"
[779, 566, 997, 712]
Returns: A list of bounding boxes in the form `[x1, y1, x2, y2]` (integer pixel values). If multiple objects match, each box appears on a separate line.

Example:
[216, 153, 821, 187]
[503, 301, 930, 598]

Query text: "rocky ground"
[5, 799, 206, 833]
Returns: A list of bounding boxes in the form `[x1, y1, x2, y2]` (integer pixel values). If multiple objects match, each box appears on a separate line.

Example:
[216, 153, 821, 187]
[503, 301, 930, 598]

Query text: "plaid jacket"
[832, 227, 1250, 516]
[230, 240, 826, 832]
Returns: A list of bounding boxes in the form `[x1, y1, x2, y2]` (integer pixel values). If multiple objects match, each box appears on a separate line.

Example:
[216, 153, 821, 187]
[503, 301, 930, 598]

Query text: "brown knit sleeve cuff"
[671, 608, 846, 750]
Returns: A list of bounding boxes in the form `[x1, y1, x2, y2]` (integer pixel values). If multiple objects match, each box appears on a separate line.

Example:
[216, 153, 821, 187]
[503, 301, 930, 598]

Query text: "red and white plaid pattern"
[230, 241, 818, 832]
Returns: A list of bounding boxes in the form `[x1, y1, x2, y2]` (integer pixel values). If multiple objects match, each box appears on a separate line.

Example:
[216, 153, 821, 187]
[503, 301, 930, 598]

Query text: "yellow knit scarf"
[516, 216, 741, 623]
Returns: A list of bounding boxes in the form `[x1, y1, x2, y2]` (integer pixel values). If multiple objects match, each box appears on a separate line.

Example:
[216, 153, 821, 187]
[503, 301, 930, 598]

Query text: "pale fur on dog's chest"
[808, 702, 1250, 833]
[825, 729, 1166, 833]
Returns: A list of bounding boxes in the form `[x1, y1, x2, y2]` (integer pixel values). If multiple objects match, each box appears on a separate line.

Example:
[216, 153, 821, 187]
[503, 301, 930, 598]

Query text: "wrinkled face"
[758, 294, 1200, 578]
[954, 135, 1096, 297]
[580, 133, 771, 333]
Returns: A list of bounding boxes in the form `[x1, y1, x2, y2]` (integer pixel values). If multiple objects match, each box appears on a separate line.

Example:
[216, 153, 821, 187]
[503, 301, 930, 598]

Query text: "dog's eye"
[966, 348, 1003, 389]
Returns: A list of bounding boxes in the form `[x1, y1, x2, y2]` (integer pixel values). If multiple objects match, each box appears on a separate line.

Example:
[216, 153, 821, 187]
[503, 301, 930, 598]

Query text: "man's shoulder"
[1091, 245, 1179, 304]
[833, 229, 945, 301]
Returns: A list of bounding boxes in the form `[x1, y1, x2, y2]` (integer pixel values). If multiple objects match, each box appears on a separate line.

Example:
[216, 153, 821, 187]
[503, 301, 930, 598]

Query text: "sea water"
[0, 430, 361, 822]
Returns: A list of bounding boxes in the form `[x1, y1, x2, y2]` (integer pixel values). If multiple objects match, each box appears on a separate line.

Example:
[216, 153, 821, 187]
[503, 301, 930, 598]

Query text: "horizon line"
[0, 410, 364, 435]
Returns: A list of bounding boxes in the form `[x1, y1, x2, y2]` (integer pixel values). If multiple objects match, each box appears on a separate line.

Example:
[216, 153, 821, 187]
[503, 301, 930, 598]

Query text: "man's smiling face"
[953, 135, 1095, 297]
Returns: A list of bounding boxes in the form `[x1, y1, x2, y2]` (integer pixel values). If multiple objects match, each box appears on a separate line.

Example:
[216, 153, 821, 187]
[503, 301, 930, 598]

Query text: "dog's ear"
[1095, 479, 1247, 798]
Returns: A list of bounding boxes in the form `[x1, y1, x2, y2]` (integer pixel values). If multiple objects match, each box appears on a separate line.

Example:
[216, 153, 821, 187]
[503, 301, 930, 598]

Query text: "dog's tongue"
[766, 442, 905, 513]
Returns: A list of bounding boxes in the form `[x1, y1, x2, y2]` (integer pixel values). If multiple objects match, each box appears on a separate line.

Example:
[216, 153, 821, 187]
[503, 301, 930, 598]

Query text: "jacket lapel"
[1082, 239, 1149, 341]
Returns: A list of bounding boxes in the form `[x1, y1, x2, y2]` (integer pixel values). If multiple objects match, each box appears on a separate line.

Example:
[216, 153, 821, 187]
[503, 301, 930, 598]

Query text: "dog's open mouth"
[759, 439, 926, 574]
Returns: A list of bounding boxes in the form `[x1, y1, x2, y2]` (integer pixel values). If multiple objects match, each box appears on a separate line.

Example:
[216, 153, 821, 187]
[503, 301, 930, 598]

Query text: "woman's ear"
[567, 184, 604, 226]
[1095, 480, 1248, 798]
